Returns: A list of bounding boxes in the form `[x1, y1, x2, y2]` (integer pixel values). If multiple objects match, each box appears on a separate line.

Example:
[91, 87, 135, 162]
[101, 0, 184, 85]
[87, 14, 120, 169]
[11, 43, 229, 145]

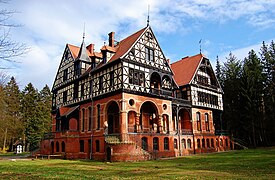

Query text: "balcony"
[150, 88, 173, 97]
[172, 98, 191, 107]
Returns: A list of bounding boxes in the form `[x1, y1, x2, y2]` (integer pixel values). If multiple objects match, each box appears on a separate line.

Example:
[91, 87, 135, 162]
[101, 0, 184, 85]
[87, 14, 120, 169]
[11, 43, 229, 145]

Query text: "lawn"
[0, 148, 274, 179]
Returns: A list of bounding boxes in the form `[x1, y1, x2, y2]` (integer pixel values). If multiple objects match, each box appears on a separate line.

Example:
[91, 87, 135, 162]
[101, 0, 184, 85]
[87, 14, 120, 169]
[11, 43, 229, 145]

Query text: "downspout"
[191, 113, 196, 154]
[176, 105, 181, 156]
[90, 79, 94, 160]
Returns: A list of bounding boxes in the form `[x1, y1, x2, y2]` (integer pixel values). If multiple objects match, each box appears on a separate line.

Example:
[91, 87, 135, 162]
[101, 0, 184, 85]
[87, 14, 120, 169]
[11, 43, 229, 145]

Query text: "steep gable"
[171, 54, 203, 86]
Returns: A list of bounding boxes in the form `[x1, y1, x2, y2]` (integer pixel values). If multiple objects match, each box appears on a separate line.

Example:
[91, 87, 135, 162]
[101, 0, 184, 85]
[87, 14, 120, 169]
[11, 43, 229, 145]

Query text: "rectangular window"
[81, 83, 85, 97]
[164, 137, 169, 150]
[197, 91, 218, 106]
[97, 104, 100, 130]
[79, 140, 84, 152]
[74, 62, 80, 76]
[205, 113, 210, 131]
[63, 69, 68, 82]
[197, 75, 209, 84]
[153, 138, 159, 151]
[109, 71, 114, 87]
[63, 91, 67, 102]
[99, 76, 103, 91]
[129, 68, 145, 86]
[145, 47, 154, 62]
[197, 112, 201, 131]
[73, 82, 78, 99]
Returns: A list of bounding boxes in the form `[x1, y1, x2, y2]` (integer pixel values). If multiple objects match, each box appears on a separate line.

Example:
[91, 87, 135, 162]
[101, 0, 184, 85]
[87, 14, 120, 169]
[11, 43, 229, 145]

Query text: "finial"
[83, 22, 86, 40]
[199, 39, 202, 54]
[147, 4, 150, 26]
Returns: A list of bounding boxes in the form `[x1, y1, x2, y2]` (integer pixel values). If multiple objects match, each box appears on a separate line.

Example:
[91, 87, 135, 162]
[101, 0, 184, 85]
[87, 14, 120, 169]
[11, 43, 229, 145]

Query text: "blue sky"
[1, 0, 275, 90]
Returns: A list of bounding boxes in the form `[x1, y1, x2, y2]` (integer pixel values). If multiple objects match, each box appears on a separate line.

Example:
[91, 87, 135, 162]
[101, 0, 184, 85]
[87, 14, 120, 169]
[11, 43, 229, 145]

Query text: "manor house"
[39, 25, 232, 161]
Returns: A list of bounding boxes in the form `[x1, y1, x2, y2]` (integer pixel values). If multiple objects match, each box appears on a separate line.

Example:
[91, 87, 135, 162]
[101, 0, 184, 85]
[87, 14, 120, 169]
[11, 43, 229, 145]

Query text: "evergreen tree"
[3, 77, 23, 151]
[215, 55, 223, 88]
[260, 41, 275, 145]
[241, 50, 264, 147]
[21, 83, 41, 151]
[222, 52, 242, 144]
[38, 85, 52, 134]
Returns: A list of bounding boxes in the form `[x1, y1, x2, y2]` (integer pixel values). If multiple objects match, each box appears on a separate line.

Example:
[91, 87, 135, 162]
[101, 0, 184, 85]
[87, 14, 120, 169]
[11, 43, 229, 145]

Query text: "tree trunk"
[3, 128, 7, 152]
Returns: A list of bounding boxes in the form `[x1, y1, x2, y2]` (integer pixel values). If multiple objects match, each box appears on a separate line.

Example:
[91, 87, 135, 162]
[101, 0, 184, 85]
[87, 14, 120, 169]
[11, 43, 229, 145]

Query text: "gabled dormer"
[100, 32, 117, 64]
[171, 54, 223, 110]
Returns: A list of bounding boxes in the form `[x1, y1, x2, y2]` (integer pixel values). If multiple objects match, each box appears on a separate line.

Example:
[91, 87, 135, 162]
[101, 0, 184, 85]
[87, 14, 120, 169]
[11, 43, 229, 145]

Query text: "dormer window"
[145, 47, 154, 62]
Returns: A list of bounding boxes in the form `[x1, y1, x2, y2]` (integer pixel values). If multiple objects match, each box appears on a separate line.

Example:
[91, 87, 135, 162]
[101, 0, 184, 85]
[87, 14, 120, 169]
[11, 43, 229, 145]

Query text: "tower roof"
[77, 39, 91, 62]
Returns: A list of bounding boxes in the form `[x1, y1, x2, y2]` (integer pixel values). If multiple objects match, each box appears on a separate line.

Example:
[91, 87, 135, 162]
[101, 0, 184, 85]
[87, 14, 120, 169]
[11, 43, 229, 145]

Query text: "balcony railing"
[150, 88, 173, 97]
[172, 98, 192, 106]
[181, 129, 193, 135]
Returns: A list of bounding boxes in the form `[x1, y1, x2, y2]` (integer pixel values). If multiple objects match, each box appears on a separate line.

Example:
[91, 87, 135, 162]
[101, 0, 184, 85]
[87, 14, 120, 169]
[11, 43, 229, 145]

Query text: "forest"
[0, 41, 274, 153]
[0, 77, 51, 152]
[216, 41, 275, 148]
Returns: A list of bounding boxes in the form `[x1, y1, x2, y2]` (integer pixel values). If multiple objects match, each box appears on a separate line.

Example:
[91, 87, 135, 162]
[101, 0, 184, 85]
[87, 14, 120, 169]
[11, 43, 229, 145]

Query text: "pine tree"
[38, 85, 52, 135]
[222, 52, 242, 144]
[260, 41, 275, 146]
[241, 50, 264, 147]
[3, 77, 23, 151]
[21, 83, 41, 151]
[215, 55, 223, 88]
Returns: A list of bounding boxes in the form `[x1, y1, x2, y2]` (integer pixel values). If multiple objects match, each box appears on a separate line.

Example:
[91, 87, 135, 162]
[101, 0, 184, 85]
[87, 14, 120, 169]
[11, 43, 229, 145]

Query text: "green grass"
[0, 148, 274, 179]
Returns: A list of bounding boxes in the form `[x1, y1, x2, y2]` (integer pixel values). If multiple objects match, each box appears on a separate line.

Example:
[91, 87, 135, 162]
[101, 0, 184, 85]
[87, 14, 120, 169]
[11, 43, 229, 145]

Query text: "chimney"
[108, 32, 115, 47]
[87, 43, 94, 54]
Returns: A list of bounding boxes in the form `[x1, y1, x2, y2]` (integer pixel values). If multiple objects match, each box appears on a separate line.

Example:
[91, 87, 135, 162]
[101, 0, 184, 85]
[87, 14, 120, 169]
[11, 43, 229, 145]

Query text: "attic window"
[145, 47, 154, 62]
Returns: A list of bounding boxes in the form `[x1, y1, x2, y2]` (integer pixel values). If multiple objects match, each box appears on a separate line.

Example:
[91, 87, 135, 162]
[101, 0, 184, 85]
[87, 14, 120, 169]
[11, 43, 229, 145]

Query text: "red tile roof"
[109, 27, 147, 62]
[67, 44, 93, 59]
[171, 54, 204, 86]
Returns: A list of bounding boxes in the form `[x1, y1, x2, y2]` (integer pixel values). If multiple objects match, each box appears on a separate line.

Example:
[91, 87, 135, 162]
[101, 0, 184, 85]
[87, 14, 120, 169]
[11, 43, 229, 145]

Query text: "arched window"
[153, 137, 159, 151]
[211, 138, 214, 148]
[142, 137, 148, 150]
[197, 139, 201, 148]
[220, 139, 223, 147]
[206, 139, 210, 148]
[61, 141, 65, 152]
[164, 137, 169, 150]
[96, 140, 100, 152]
[182, 139, 186, 149]
[205, 113, 210, 131]
[56, 141, 59, 152]
[202, 138, 205, 148]
[225, 138, 228, 147]
[174, 139, 178, 149]
[187, 139, 192, 149]
[196, 112, 201, 131]
[88, 107, 92, 131]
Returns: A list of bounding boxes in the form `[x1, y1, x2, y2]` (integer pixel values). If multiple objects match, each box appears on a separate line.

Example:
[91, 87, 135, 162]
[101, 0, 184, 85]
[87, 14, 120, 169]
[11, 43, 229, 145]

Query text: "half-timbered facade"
[39, 25, 232, 161]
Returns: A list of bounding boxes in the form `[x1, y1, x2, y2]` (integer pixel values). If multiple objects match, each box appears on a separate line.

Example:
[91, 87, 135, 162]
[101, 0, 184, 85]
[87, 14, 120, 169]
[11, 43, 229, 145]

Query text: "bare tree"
[0, 0, 29, 68]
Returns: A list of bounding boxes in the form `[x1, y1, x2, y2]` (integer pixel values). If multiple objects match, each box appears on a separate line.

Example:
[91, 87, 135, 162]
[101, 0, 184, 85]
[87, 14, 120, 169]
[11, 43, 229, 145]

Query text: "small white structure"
[13, 140, 24, 154]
